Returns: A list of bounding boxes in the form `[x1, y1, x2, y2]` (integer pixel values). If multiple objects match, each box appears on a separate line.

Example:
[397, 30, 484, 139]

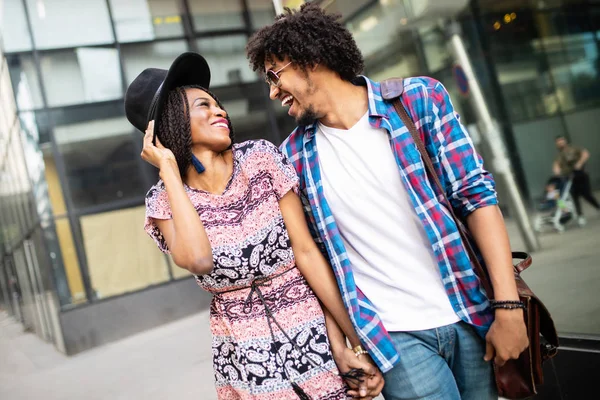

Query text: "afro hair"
[246, 2, 364, 82]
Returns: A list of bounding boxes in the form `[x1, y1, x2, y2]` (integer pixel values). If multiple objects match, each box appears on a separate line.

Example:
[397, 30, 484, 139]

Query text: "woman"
[124, 53, 379, 399]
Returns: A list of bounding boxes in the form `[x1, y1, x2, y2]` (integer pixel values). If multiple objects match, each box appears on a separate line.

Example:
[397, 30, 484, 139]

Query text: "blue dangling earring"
[191, 154, 205, 173]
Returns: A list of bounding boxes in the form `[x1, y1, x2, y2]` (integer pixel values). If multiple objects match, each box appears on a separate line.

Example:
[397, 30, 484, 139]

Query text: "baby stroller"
[533, 175, 577, 233]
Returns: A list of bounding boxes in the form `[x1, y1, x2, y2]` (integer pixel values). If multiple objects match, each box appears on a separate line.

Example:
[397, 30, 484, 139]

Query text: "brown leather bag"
[381, 78, 559, 399]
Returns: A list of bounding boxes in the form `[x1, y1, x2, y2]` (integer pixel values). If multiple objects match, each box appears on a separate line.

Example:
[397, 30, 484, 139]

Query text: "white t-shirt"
[315, 113, 459, 331]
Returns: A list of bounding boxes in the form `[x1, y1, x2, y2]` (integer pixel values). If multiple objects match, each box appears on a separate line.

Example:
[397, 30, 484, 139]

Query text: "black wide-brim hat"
[125, 52, 210, 141]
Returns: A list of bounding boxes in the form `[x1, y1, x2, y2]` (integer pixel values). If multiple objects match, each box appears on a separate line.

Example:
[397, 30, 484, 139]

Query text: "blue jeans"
[381, 321, 497, 400]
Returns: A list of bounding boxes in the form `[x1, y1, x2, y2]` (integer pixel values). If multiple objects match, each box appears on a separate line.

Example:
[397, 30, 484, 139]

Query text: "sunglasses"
[265, 62, 292, 88]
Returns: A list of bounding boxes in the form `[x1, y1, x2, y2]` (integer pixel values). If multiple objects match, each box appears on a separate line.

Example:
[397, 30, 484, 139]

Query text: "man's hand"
[484, 309, 529, 366]
[332, 346, 384, 399]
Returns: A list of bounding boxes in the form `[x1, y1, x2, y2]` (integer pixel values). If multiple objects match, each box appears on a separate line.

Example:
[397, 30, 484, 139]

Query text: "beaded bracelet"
[490, 300, 525, 310]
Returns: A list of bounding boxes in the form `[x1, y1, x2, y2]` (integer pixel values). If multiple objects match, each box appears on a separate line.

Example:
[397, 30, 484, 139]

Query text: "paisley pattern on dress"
[145, 140, 347, 399]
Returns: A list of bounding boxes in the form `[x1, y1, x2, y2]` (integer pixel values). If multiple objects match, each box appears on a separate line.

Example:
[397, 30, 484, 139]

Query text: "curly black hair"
[246, 3, 364, 81]
[156, 85, 234, 178]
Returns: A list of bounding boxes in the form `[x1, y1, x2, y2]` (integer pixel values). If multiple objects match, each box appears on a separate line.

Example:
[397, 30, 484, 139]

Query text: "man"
[247, 4, 528, 399]
[553, 135, 599, 226]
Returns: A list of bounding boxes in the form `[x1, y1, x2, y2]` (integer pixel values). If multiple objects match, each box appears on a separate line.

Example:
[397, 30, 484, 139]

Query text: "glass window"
[196, 35, 258, 87]
[188, 0, 244, 32]
[213, 81, 280, 144]
[122, 40, 189, 85]
[39, 47, 122, 107]
[419, 25, 452, 74]
[19, 111, 53, 228]
[41, 221, 77, 307]
[482, 9, 561, 121]
[20, 110, 53, 145]
[25, 0, 114, 50]
[43, 154, 88, 305]
[0, 0, 33, 52]
[1, 60, 17, 155]
[51, 101, 147, 210]
[346, 1, 419, 81]
[535, 11, 600, 112]
[109, 0, 184, 43]
[6, 54, 44, 110]
[325, 0, 373, 19]
[8, 125, 35, 233]
[80, 206, 170, 299]
[0, 163, 20, 248]
[3, 136, 25, 247]
[248, 0, 275, 29]
[1, 60, 18, 119]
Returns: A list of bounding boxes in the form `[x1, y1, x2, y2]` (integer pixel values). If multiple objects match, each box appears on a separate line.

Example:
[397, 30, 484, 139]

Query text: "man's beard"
[296, 105, 318, 126]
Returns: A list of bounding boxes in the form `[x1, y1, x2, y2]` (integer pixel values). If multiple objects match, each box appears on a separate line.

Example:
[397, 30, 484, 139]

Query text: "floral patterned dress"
[145, 140, 347, 400]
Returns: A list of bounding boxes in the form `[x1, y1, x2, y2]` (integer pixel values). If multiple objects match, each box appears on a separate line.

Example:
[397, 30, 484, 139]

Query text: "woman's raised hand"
[140, 120, 177, 169]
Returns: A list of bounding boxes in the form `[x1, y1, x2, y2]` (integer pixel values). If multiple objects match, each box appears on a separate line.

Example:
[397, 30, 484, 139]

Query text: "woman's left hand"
[332, 347, 384, 399]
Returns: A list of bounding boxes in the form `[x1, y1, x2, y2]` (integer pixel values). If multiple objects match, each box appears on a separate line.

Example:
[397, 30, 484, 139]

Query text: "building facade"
[1, 0, 599, 354]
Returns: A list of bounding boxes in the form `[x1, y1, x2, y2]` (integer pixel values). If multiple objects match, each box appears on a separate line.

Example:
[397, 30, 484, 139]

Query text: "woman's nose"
[214, 107, 227, 118]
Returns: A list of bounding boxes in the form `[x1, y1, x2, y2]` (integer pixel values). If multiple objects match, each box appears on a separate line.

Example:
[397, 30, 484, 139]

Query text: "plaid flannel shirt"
[280, 76, 497, 372]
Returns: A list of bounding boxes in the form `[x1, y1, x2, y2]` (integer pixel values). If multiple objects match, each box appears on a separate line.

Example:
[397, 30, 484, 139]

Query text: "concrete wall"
[59, 278, 211, 355]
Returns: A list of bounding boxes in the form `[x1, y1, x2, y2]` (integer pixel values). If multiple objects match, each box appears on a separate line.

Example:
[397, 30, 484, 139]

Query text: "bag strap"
[381, 78, 496, 298]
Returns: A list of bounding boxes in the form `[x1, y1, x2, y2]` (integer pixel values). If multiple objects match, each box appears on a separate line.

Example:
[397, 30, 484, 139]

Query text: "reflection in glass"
[0, 60, 17, 139]
[419, 25, 451, 73]
[39, 48, 122, 107]
[18, 110, 74, 307]
[197, 35, 258, 87]
[188, 0, 244, 32]
[52, 102, 147, 209]
[1, 143, 24, 248]
[122, 40, 189, 85]
[19, 112, 53, 229]
[346, 1, 418, 81]
[43, 154, 87, 305]
[7, 124, 33, 235]
[0, 162, 22, 249]
[0, 0, 32, 52]
[6, 54, 44, 110]
[248, 0, 275, 29]
[109, 0, 184, 43]
[214, 82, 279, 144]
[25, 0, 114, 50]
[486, 8, 600, 121]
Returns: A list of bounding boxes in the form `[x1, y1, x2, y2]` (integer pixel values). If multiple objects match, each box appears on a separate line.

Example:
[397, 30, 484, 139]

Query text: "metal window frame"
[4, 0, 283, 309]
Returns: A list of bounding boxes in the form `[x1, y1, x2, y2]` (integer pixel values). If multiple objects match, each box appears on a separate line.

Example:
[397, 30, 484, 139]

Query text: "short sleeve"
[261, 140, 300, 200]
[144, 181, 172, 254]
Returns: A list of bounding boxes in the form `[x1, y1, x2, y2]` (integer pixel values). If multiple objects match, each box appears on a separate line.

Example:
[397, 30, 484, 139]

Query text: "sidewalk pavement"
[0, 308, 217, 400]
[1, 203, 599, 399]
[506, 199, 600, 336]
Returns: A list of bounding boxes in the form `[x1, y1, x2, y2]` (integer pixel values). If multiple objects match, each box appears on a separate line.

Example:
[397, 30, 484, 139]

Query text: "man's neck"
[317, 79, 369, 130]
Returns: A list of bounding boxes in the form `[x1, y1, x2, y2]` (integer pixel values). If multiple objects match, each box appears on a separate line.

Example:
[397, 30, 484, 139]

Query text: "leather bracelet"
[490, 300, 525, 310]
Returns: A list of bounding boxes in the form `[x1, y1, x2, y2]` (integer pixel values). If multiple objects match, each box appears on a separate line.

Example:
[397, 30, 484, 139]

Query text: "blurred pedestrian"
[247, 4, 529, 400]
[553, 135, 599, 225]
[124, 52, 378, 399]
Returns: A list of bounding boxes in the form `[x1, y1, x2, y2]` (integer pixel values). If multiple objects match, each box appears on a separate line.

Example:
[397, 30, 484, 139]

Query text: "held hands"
[333, 347, 384, 399]
[141, 121, 177, 169]
[484, 309, 529, 366]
